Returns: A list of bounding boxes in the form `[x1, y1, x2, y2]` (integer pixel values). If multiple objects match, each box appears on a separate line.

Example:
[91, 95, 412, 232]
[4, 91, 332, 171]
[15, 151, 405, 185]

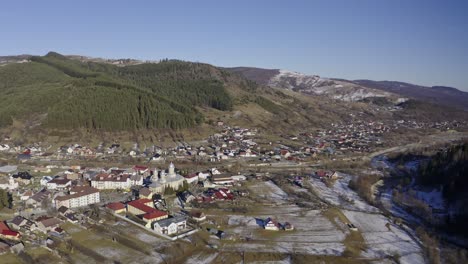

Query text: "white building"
[40, 176, 53, 186]
[0, 176, 19, 190]
[46, 178, 71, 190]
[91, 173, 142, 190]
[153, 215, 187, 235]
[149, 163, 186, 193]
[54, 186, 100, 208]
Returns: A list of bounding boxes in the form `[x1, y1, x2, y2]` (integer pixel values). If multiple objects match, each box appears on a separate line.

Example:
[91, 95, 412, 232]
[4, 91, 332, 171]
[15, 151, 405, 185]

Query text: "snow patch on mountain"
[268, 69, 394, 102]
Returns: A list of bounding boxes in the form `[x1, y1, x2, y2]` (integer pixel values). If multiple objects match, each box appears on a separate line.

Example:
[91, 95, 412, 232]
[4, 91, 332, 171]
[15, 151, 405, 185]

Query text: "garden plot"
[342, 210, 424, 264]
[248, 181, 289, 204]
[111, 220, 165, 244]
[222, 209, 347, 256]
[308, 175, 379, 212]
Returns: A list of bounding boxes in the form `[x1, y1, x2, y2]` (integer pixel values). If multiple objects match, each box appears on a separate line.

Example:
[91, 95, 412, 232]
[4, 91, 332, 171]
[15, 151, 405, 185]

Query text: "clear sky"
[1, 0, 467, 90]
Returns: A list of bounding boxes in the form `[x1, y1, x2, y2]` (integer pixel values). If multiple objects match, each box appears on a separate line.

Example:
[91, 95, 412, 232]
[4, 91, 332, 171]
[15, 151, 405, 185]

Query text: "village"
[0, 119, 465, 263]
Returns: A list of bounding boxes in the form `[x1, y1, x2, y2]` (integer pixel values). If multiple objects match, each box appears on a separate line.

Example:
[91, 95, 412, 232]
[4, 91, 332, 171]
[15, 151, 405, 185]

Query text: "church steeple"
[168, 162, 176, 178]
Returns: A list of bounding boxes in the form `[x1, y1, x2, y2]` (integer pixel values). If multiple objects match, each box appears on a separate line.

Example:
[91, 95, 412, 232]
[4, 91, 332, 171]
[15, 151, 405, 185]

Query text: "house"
[127, 199, 168, 228]
[27, 189, 51, 207]
[54, 186, 100, 208]
[283, 222, 294, 231]
[40, 176, 53, 186]
[20, 190, 33, 201]
[329, 171, 340, 180]
[139, 187, 153, 199]
[264, 219, 280, 231]
[178, 191, 195, 204]
[64, 171, 80, 180]
[57, 206, 72, 216]
[0, 221, 20, 240]
[207, 228, 225, 239]
[58, 207, 79, 223]
[0, 176, 18, 190]
[12, 172, 33, 185]
[153, 215, 187, 235]
[91, 173, 139, 190]
[9, 216, 27, 230]
[184, 173, 199, 184]
[231, 175, 246, 182]
[280, 150, 291, 158]
[106, 202, 126, 214]
[189, 211, 206, 222]
[211, 174, 234, 185]
[132, 165, 149, 176]
[46, 178, 71, 190]
[36, 217, 61, 233]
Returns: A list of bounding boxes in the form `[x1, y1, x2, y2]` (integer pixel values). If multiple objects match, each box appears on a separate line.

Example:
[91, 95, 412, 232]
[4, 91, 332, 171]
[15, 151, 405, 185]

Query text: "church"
[149, 162, 186, 194]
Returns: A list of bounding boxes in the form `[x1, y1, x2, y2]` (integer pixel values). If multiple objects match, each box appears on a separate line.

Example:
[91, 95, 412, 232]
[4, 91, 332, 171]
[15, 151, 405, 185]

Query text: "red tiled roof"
[137, 198, 152, 204]
[1, 229, 20, 237]
[143, 210, 167, 220]
[127, 199, 155, 214]
[94, 173, 129, 182]
[133, 165, 148, 171]
[0, 221, 9, 231]
[106, 202, 125, 211]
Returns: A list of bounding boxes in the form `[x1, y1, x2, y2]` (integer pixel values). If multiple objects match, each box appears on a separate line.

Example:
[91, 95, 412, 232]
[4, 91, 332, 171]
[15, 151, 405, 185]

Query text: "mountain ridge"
[227, 66, 468, 110]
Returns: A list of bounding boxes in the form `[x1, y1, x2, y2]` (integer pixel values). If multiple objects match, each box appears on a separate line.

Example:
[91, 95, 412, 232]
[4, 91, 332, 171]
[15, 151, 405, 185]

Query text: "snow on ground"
[185, 252, 218, 264]
[308, 175, 379, 212]
[415, 188, 445, 210]
[248, 181, 289, 204]
[342, 210, 425, 264]
[222, 241, 345, 256]
[371, 156, 394, 171]
[379, 188, 422, 224]
[249, 256, 292, 264]
[133, 231, 163, 243]
[224, 209, 346, 256]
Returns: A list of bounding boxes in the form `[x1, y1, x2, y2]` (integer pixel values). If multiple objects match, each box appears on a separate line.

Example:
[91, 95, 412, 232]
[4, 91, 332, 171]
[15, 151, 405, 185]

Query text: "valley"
[0, 53, 467, 264]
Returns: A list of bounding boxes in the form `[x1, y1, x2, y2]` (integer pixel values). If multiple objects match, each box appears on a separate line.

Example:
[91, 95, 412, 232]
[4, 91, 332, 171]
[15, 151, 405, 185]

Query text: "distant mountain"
[0, 52, 363, 134]
[1, 53, 466, 141]
[227, 67, 468, 111]
[352, 80, 468, 111]
[226, 67, 398, 102]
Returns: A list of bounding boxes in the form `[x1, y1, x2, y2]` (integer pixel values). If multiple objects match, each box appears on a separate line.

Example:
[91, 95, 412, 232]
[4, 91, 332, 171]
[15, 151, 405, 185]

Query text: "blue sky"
[1, 0, 467, 90]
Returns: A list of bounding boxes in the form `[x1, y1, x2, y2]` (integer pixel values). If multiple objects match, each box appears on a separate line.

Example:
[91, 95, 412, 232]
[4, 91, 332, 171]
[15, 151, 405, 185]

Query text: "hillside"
[1, 53, 467, 145]
[352, 80, 468, 111]
[226, 67, 398, 102]
[0, 52, 245, 130]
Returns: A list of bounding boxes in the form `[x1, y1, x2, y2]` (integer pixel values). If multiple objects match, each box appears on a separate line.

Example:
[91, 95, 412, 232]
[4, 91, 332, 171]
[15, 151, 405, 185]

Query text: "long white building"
[54, 186, 100, 208]
[91, 173, 142, 190]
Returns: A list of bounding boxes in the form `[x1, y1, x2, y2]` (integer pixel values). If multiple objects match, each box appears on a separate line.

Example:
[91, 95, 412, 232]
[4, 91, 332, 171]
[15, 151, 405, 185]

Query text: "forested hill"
[0, 52, 250, 130]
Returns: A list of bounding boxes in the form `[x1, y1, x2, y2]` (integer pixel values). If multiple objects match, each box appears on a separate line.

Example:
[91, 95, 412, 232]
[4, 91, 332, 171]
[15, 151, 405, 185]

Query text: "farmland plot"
[343, 210, 425, 264]
[308, 174, 379, 213]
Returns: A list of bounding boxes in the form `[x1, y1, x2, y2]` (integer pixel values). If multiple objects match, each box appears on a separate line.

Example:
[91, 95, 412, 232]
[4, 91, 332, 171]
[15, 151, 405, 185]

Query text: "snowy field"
[222, 209, 346, 256]
[185, 252, 218, 264]
[308, 174, 380, 212]
[343, 210, 425, 264]
[248, 181, 289, 204]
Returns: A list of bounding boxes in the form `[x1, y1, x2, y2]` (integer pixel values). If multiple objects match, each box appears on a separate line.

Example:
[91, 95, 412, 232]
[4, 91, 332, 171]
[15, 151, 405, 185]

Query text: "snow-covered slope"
[268, 69, 395, 102]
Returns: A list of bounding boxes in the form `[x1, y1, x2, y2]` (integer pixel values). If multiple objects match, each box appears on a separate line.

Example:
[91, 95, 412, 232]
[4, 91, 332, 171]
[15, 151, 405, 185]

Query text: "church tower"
[168, 162, 176, 178]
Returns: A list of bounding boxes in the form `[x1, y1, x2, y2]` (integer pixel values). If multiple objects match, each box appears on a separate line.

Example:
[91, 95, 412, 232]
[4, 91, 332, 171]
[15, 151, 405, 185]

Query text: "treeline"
[45, 84, 203, 130]
[31, 52, 99, 79]
[417, 142, 468, 201]
[104, 61, 233, 111]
